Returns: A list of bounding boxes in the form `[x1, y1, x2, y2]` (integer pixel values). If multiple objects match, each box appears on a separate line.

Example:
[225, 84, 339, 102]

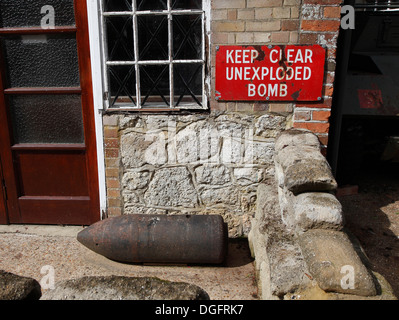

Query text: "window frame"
[99, 0, 210, 111]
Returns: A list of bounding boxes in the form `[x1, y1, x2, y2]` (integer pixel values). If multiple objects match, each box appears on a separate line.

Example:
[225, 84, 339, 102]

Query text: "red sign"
[215, 45, 326, 102]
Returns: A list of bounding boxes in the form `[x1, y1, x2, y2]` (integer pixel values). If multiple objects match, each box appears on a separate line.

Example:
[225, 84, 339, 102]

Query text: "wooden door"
[0, 0, 100, 225]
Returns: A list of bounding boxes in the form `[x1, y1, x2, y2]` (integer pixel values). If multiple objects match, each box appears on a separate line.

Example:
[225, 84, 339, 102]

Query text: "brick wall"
[103, 115, 122, 218]
[210, 0, 343, 150]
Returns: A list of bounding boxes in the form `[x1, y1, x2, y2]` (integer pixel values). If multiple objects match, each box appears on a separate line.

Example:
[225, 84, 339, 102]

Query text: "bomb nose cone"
[76, 219, 109, 254]
[76, 227, 91, 247]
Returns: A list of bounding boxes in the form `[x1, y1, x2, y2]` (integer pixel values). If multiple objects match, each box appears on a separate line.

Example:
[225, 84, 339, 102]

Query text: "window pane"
[172, 0, 202, 10]
[9, 95, 84, 144]
[0, 0, 75, 28]
[137, 0, 167, 11]
[173, 15, 202, 60]
[174, 63, 203, 107]
[106, 16, 134, 61]
[108, 65, 137, 107]
[140, 65, 170, 107]
[1, 35, 80, 88]
[138, 15, 168, 61]
[104, 0, 132, 12]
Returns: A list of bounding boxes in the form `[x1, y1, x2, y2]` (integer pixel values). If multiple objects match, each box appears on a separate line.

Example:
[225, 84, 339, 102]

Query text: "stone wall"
[102, 0, 343, 236]
[103, 112, 290, 237]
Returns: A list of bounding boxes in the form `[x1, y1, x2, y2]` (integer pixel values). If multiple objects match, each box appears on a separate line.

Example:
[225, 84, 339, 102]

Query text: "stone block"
[195, 164, 231, 185]
[284, 159, 337, 194]
[0, 270, 41, 300]
[274, 128, 320, 153]
[121, 131, 167, 168]
[144, 167, 198, 208]
[122, 170, 152, 191]
[293, 192, 343, 232]
[250, 183, 311, 299]
[298, 229, 377, 296]
[275, 145, 337, 194]
[41, 276, 209, 300]
[255, 114, 287, 138]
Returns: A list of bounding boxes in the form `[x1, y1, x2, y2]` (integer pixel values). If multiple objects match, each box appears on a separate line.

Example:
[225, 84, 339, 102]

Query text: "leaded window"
[101, 0, 208, 110]
[355, 0, 399, 11]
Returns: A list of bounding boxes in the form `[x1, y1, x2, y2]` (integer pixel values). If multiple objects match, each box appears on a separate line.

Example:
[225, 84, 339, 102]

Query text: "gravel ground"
[338, 171, 399, 299]
[0, 226, 258, 300]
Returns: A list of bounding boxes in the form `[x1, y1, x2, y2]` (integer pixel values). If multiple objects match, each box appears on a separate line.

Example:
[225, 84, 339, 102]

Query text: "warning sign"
[215, 45, 326, 102]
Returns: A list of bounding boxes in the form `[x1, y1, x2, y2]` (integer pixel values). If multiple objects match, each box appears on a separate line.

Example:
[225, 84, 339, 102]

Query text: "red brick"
[105, 158, 119, 168]
[323, 97, 333, 107]
[269, 103, 293, 113]
[312, 110, 331, 121]
[108, 198, 121, 207]
[271, 31, 290, 43]
[327, 47, 337, 59]
[236, 102, 253, 112]
[106, 167, 119, 178]
[103, 127, 118, 138]
[227, 9, 237, 20]
[323, 6, 342, 19]
[105, 148, 119, 158]
[106, 178, 120, 189]
[211, 100, 228, 111]
[294, 110, 311, 121]
[296, 102, 331, 109]
[317, 134, 329, 146]
[104, 138, 119, 149]
[107, 207, 122, 217]
[107, 189, 121, 198]
[301, 20, 340, 32]
[324, 85, 334, 97]
[293, 121, 330, 134]
[253, 103, 268, 111]
[299, 33, 318, 44]
[325, 72, 335, 85]
[281, 20, 300, 31]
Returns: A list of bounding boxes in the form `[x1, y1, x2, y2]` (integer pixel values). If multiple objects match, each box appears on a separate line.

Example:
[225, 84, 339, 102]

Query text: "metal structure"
[100, 0, 208, 110]
[77, 214, 228, 264]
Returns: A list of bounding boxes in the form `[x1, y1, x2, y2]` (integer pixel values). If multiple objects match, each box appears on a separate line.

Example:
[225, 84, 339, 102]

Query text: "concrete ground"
[0, 224, 258, 300]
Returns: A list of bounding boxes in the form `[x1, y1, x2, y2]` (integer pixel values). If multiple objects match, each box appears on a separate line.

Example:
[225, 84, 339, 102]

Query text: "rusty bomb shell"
[77, 214, 228, 264]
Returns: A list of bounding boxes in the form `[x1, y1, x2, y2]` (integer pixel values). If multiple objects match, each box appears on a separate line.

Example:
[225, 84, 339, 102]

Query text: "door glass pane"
[0, 0, 75, 28]
[8, 95, 84, 144]
[1, 35, 80, 87]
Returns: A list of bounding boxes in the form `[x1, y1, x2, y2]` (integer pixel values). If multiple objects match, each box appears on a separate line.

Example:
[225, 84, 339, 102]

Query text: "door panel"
[0, 156, 8, 224]
[15, 150, 89, 197]
[0, 0, 99, 225]
[18, 197, 90, 225]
